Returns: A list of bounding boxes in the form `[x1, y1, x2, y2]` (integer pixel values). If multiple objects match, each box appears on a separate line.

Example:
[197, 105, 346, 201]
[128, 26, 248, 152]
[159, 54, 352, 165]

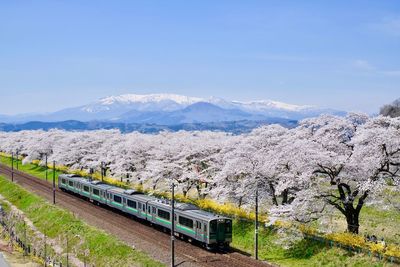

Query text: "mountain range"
[0, 93, 345, 123]
[0, 94, 345, 133]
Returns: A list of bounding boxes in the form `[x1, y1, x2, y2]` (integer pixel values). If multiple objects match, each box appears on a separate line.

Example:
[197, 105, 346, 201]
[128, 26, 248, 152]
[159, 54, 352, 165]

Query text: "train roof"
[93, 182, 115, 190]
[148, 199, 230, 221]
[183, 209, 229, 221]
[60, 174, 88, 184]
[131, 194, 158, 202]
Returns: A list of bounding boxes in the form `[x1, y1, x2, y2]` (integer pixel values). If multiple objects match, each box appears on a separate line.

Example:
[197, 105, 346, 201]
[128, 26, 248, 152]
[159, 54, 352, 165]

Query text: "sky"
[0, 0, 399, 115]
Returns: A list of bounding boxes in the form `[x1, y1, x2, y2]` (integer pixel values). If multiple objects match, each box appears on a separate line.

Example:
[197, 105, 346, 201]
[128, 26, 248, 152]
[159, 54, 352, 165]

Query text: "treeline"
[380, 98, 400, 118]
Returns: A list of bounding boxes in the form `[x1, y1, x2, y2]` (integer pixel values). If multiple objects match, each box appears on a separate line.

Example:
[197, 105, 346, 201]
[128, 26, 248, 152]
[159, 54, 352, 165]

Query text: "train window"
[113, 195, 122, 203]
[174, 214, 177, 221]
[68, 181, 73, 187]
[148, 206, 151, 213]
[157, 209, 170, 220]
[196, 221, 201, 229]
[210, 220, 217, 234]
[61, 179, 66, 184]
[93, 188, 100, 196]
[83, 186, 89, 192]
[152, 207, 156, 214]
[178, 216, 193, 229]
[127, 200, 136, 209]
[138, 203, 142, 209]
[204, 224, 207, 233]
[225, 220, 232, 233]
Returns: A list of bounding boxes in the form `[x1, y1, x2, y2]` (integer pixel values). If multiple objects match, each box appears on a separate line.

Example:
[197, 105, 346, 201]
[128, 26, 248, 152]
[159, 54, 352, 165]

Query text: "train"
[58, 174, 232, 249]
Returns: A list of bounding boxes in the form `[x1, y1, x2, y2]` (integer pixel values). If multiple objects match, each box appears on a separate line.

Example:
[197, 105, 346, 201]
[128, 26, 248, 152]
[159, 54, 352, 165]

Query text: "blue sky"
[0, 1, 399, 115]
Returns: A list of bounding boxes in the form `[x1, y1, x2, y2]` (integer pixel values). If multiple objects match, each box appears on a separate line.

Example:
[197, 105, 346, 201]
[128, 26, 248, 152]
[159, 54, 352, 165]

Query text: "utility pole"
[100, 161, 104, 182]
[16, 150, 19, 170]
[53, 161, 56, 205]
[23, 221, 27, 257]
[171, 182, 175, 267]
[66, 233, 69, 267]
[254, 181, 259, 260]
[44, 231, 47, 267]
[101, 162, 104, 182]
[45, 154, 48, 182]
[11, 152, 14, 182]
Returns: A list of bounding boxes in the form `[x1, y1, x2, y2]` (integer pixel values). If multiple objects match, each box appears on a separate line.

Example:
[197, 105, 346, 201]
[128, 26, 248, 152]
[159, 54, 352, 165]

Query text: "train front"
[209, 218, 232, 248]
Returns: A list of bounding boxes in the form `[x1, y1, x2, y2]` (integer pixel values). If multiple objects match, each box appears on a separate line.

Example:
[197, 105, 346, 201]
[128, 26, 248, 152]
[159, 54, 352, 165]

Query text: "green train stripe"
[156, 217, 172, 225]
[82, 191, 90, 196]
[92, 194, 102, 200]
[176, 224, 196, 234]
[112, 201, 123, 207]
[126, 207, 138, 212]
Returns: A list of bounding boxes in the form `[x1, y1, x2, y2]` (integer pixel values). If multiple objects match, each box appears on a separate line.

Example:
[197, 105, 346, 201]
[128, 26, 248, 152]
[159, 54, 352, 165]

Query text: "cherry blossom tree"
[0, 113, 399, 236]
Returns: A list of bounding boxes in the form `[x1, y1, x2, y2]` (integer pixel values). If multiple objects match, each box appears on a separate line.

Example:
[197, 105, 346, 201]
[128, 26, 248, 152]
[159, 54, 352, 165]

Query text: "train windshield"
[225, 220, 232, 233]
[210, 220, 217, 234]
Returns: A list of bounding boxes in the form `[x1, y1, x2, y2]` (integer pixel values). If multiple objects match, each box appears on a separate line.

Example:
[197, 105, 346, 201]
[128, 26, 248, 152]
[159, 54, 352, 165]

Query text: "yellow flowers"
[326, 232, 366, 248]
[385, 244, 400, 258]
[324, 232, 400, 258]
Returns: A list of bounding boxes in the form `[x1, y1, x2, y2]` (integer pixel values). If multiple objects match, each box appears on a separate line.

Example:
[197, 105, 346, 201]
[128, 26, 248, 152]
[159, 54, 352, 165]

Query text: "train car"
[145, 199, 232, 248]
[58, 174, 232, 249]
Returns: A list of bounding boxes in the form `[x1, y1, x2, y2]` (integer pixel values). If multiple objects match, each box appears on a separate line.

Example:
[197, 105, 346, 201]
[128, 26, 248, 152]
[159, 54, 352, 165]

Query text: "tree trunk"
[269, 182, 278, 206]
[343, 188, 367, 234]
[345, 210, 360, 234]
[326, 183, 368, 235]
[282, 189, 289, 205]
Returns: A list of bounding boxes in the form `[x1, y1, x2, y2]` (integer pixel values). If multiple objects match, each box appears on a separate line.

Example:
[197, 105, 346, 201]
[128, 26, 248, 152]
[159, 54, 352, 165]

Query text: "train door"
[151, 206, 156, 222]
[204, 223, 208, 242]
[100, 190, 104, 203]
[141, 202, 146, 219]
[217, 220, 225, 242]
[147, 204, 153, 221]
[195, 221, 203, 241]
[106, 191, 111, 206]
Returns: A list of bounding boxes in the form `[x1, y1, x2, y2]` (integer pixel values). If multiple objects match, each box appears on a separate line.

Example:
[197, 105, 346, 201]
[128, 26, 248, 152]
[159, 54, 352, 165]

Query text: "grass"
[0, 175, 163, 267]
[232, 220, 398, 267]
[0, 155, 64, 183]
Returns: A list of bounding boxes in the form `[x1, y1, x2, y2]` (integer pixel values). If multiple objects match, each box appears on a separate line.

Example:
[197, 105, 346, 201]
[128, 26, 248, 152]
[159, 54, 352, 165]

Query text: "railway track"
[0, 164, 273, 267]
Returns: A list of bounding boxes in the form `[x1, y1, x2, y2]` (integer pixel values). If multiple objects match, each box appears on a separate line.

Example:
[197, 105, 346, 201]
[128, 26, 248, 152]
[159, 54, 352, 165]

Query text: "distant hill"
[0, 118, 298, 134]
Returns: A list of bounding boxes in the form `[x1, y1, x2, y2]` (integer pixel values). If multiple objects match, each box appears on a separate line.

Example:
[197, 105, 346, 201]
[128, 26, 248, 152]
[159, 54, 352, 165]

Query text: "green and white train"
[58, 174, 232, 249]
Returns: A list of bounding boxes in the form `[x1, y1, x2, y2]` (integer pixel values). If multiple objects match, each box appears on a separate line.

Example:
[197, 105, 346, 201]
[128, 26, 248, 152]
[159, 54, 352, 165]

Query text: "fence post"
[53, 161, 56, 204]
[45, 154, 48, 181]
[11, 152, 14, 182]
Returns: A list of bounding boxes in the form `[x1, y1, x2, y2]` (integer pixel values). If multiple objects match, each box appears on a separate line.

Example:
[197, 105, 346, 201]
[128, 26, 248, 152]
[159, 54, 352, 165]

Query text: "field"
[232, 219, 398, 267]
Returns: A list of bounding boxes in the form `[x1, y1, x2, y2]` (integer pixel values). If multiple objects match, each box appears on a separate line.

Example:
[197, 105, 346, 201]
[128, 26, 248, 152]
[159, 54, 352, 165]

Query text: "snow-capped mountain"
[83, 94, 204, 113]
[0, 93, 345, 124]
